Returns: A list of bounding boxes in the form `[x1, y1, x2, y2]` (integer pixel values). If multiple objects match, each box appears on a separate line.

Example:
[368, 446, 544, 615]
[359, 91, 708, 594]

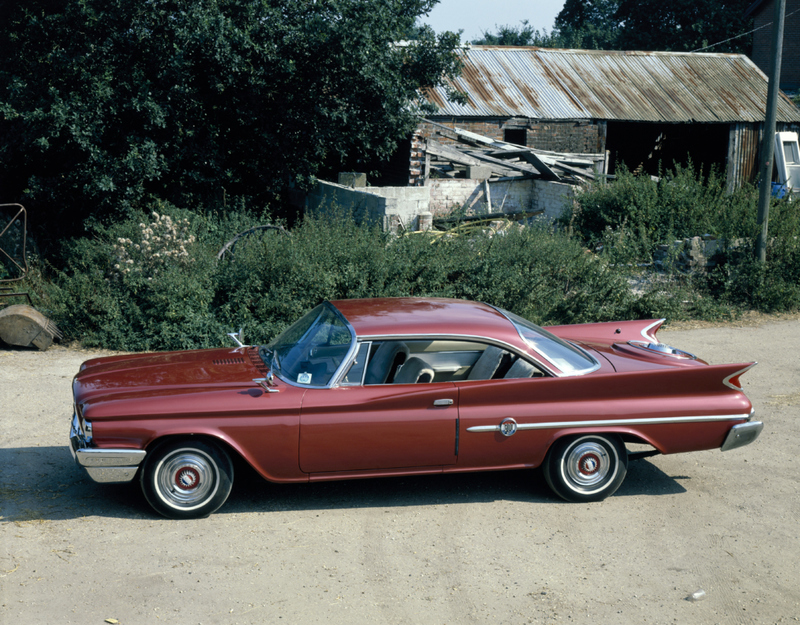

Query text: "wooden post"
[756, 0, 786, 263]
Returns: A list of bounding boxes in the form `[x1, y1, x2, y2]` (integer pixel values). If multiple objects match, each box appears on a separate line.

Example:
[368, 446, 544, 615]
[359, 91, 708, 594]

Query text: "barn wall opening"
[605, 122, 729, 178]
[503, 128, 527, 146]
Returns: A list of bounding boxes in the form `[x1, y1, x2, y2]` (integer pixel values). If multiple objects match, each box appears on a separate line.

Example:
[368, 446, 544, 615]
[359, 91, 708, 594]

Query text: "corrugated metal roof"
[423, 47, 800, 123]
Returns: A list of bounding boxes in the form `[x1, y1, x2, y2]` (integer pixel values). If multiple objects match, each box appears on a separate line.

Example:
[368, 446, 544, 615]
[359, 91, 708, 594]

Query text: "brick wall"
[418, 118, 604, 153]
[750, 0, 800, 91]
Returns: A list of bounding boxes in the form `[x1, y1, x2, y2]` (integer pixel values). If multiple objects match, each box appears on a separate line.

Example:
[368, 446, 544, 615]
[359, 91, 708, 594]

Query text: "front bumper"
[70, 413, 146, 483]
[720, 420, 763, 452]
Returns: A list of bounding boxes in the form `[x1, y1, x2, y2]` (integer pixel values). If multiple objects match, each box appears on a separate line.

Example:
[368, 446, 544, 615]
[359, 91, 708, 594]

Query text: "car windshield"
[501, 309, 598, 375]
[266, 303, 355, 387]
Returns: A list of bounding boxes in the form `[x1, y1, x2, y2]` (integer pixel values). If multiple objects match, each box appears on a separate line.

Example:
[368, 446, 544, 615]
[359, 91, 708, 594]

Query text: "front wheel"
[543, 434, 627, 503]
[140, 439, 234, 519]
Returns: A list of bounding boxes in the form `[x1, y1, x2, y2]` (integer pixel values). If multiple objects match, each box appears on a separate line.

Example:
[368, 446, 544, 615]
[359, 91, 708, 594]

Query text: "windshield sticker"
[297, 372, 312, 384]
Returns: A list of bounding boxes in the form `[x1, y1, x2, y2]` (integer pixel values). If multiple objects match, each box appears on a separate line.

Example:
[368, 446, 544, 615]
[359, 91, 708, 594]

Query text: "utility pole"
[755, 0, 786, 263]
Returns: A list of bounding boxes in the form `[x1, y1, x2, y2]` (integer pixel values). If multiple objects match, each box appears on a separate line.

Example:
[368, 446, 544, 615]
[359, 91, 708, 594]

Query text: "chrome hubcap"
[564, 440, 615, 490]
[156, 450, 218, 510]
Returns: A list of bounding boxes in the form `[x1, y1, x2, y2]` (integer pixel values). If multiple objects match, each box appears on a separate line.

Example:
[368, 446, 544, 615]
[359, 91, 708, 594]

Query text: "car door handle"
[433, 399, 454, 406]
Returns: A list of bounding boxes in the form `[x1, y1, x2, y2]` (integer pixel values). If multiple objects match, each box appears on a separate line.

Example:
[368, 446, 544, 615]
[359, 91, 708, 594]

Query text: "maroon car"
[69, 298, 761, 519]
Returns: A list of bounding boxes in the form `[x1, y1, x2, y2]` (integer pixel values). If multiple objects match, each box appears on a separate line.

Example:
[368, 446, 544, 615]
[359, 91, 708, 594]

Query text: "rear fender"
[529, 361, 757, 459]
[546, 319, 664, 345]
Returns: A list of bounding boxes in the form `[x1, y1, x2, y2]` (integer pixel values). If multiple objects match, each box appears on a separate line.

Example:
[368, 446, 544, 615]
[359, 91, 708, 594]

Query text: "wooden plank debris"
[420, 118, 607, 184]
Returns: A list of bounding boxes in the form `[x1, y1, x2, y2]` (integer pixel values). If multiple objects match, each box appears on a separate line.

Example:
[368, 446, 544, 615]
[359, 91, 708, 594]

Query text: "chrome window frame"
[337, 341, 373, 387]
[488, 305, 601, 376]
[356, 334, 556, 380]
[271, 302, 358, 390]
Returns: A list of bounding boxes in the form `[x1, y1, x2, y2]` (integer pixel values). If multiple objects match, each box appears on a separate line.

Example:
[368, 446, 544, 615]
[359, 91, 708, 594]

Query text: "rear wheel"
[543, 434, 627, 503]
[140, 439, 233, 519]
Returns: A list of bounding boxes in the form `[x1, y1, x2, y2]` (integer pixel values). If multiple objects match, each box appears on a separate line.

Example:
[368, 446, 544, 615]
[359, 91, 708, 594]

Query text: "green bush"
[26, 208, 670, 350]
[706, 196, 800, 312]
[563, 163, 800, 313]
[563, 163, 757, 265]
[27, 203, 245, 350]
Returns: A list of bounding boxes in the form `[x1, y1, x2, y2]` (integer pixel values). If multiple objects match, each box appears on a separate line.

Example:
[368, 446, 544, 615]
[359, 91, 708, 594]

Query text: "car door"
[298, 382, 458, 474]
[455, 375, 556, 470]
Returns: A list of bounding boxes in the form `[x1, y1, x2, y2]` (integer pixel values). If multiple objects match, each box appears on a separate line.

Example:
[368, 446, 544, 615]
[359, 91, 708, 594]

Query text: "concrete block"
[338, 172, 367, 187]
[467, 166, 492, 180]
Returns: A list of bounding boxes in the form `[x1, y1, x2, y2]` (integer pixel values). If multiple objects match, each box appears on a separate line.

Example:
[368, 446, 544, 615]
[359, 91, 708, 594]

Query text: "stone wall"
[308, 178, 575, 231]
[307, 180, 429, 231]
[427, 178, 574, 221]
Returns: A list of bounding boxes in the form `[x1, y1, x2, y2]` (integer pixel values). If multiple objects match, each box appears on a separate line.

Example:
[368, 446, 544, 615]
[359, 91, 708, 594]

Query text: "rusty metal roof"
[422, 47, 800, 123]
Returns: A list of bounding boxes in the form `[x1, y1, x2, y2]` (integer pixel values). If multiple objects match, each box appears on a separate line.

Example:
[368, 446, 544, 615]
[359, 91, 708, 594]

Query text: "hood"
[74, 347, 266, 405]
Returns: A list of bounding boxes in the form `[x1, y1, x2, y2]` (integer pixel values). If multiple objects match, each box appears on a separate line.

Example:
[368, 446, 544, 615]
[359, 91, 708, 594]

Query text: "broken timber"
[420, 118, 606, 184]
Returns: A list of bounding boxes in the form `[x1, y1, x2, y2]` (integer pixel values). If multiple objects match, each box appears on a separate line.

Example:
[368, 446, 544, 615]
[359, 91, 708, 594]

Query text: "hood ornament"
[227, 328, 246, 348]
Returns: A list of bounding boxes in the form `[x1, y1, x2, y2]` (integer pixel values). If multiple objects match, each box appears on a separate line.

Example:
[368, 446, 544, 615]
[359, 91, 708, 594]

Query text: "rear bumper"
[721, 420, 763, 452]
[70, 413, 146, 483]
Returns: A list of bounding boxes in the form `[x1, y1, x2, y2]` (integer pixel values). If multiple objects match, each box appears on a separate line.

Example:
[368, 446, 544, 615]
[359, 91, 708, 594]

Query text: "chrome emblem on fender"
[500, 418, 518, 437]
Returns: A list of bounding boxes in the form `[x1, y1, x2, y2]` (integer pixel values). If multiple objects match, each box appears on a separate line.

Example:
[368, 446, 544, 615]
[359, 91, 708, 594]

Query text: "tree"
[0, 0, 462, 238]
[549, 0, 754, 52]
[472, 20, 563, 47]
[554, 0, 621, 49]
[615, 0, 754, 53]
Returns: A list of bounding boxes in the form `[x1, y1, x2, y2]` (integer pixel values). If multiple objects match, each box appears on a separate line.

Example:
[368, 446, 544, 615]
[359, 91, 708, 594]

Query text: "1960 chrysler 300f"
[69, 298, 762, 519]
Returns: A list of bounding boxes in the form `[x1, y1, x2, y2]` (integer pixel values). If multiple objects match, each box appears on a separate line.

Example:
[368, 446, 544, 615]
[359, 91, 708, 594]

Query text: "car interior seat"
[392, 356, 435, 384]
[364, 341, 410, 385]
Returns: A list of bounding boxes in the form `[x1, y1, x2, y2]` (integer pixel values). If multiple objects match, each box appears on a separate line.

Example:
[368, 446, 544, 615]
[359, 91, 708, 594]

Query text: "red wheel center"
[175, 467, 200, 490]
[578, 453, 600, 476]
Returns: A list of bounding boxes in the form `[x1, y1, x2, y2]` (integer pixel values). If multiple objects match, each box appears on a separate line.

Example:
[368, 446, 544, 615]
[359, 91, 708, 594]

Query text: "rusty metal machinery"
[0, 203, 62, 349]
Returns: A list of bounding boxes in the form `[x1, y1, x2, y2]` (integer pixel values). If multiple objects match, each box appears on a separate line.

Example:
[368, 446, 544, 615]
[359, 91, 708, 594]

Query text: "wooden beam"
[426, 140, 483, 167]
[466, 150, 541, 176]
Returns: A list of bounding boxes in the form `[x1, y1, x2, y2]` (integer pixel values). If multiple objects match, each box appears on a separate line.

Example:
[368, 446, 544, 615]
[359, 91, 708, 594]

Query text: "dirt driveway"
[1, 318, 799, 625]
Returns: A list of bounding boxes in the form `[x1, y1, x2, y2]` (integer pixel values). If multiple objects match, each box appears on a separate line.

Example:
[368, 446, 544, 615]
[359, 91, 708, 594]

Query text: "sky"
[419, 0, 566, 43]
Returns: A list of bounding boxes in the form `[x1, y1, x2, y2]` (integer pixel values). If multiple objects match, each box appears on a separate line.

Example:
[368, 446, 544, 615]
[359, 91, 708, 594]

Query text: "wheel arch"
[143, 433, 247, 474]
[540, 427, 663, 463]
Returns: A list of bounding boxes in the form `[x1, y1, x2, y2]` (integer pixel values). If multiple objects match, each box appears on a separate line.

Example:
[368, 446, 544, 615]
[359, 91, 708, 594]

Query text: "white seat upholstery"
[504, 358, 537, 379]
[364, 341, 409, 385]
[393, 357, 435, 384]
[467, 346, 505, 380]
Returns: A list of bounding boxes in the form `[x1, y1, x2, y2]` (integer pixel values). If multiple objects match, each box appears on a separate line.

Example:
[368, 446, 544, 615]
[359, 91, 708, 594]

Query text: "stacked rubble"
[419, 119, 608, 185]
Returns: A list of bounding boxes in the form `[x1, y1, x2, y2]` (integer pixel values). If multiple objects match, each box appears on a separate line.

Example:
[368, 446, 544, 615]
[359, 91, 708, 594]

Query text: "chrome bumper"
[721, 420, 763, 452]
[70, 413, 146, 483]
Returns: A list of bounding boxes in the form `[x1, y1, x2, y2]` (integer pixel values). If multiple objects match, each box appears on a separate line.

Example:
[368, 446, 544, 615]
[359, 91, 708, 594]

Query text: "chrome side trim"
[723, 363, 758, 391]
[641, 319, 665, 342]
[466, 413, 752, 433]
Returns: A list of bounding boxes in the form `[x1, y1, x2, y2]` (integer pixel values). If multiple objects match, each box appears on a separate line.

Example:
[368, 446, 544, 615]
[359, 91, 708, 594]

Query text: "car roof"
[330, 298, 521, 345]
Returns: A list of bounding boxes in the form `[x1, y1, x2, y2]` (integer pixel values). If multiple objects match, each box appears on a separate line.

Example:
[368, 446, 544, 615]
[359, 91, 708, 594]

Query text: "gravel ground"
[1, 318, 799, 625]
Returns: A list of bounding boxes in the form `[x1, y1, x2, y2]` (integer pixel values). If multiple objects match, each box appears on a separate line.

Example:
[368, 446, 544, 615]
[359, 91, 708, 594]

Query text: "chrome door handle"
[433, 399, 454, 406]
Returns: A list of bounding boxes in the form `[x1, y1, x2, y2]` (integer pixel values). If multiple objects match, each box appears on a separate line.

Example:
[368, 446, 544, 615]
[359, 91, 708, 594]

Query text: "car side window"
[363, 339, 546, 385]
